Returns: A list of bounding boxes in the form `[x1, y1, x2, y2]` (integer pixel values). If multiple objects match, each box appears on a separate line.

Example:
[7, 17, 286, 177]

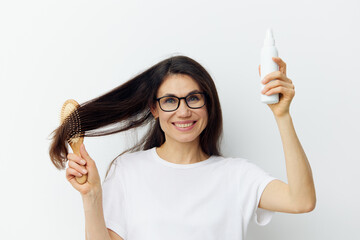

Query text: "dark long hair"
[49, 55, 223, 178]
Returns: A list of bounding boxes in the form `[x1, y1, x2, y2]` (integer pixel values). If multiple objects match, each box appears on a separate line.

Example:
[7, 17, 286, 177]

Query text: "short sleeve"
[254, 176, 277, 226]
[240, 160, 277, 226]
[102, 159, 127, 239]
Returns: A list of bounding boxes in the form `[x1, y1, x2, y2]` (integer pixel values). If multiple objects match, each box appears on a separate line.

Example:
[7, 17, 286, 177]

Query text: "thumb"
[80, 143, 93, 163]
[259, 65, 261, 77]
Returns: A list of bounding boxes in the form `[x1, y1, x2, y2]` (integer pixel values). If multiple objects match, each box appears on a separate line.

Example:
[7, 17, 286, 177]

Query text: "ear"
[150, 103, 159, 119]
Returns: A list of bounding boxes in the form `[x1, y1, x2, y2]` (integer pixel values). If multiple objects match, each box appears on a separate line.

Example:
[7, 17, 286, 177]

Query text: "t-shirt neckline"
[151, 147, 217, 169]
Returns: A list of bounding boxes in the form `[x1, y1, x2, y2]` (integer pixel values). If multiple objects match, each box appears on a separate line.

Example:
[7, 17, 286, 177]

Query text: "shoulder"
[219, 155, 256, 168]
[219, 155, 269, 176]
[114, 148, 154, 168]
[104, 149, 153, 182]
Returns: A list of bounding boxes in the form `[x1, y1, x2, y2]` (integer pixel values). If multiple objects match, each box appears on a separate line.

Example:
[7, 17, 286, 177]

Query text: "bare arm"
[83, 190, 113, 240]
[258, 58, 316, 213]
[108, 229, 124, 240]
[66, 144, 123, 239]
[259, 113, 316, 213]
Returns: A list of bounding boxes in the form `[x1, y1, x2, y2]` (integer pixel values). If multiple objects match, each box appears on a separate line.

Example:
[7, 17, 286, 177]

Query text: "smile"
[172, 121, 197, 131]
[174, 122, 195, 128]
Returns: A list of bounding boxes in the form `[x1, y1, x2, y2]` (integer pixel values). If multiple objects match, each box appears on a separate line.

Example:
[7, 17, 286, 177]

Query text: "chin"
[166, 134, 200, 144]
[177, 137, 199, 143]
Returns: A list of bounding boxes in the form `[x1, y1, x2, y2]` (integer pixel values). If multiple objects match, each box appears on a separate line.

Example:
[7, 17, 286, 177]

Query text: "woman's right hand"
[66, 144, 102, 197]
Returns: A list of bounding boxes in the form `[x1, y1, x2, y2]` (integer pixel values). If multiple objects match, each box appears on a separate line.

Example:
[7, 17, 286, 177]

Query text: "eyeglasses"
[155, 92, 206, 112]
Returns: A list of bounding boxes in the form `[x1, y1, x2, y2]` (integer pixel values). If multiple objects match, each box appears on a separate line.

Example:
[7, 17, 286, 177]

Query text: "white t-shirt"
[102, 147, 277, 240]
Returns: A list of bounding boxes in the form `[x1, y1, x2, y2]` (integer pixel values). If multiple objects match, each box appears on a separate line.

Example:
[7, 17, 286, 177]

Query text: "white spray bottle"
[260, 28, 279, 104]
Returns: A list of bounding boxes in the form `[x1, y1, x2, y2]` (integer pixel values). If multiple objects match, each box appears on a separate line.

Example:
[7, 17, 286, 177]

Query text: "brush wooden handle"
[70, 137, 87, 184]
[60, 99, 87, 185]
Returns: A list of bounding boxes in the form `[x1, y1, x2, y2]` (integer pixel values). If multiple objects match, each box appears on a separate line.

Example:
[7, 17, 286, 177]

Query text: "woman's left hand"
[259, 57, 295, 118]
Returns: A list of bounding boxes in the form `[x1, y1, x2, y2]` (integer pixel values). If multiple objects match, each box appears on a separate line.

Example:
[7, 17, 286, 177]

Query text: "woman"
[49, 55, 316, 240]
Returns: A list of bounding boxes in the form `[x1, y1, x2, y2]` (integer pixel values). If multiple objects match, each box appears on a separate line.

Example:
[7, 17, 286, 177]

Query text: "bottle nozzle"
[264, 28, 275, 46]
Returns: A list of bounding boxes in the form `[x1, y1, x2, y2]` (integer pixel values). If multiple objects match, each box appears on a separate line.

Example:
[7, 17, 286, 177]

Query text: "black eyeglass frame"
[155, 92, 207, 112]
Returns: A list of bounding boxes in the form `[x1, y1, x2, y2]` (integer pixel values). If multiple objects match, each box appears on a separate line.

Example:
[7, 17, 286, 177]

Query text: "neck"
[156, 139, 209, 164]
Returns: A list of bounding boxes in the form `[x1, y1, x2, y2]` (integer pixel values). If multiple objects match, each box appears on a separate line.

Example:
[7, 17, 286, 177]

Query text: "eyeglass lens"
[159, 93, 205, 111]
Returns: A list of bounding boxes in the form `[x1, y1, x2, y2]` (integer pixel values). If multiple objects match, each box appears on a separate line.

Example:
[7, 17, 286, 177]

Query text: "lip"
[172, 120, 196, 124]
[172, 121, 197, 132]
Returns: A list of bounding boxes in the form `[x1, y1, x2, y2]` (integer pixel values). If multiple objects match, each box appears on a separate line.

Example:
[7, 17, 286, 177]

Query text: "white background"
[1, 0, 359, 239]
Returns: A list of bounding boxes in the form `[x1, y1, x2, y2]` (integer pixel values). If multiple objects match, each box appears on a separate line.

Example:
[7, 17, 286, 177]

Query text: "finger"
[272, 57, 287, 75]
[261, 80, 294, 94]
[67, 153, 86, 166]
[263, 85, 295, 97]
[262, 73, 293, 85]
[66, 166, 83, 178]
[262, 71, 288, 84]
[68, 160, 88, 176]
[258, 65, 261, 77]
[80, 144, 92, 162]
[66, 168, 84, 187]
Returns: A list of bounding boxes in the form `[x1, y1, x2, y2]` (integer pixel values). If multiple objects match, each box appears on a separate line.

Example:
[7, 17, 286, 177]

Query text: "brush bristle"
[60, 99, 82, 144]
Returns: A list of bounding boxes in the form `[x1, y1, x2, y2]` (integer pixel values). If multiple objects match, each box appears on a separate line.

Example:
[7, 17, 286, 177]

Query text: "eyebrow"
[161, 90, 202, 98]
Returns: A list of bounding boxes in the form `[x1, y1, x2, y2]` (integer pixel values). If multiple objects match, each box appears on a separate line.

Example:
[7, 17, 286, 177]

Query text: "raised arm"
[259, 113, 316, 213]
[257, 57, 316, 213]
[66, 144, 122, 240]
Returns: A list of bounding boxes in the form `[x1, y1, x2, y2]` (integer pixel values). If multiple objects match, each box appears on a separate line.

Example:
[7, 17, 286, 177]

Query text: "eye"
[163, 97, 177, 104]
[187, 94, 200, 102]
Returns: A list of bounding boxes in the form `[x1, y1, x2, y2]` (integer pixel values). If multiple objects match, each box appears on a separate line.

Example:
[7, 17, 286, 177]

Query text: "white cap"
[264, 28, 275, 46]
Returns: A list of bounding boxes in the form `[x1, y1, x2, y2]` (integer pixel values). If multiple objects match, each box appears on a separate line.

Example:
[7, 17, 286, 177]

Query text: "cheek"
[199, 110, 208, 127]
[204, 116, 209, 128]
[158, 113, 172, 129]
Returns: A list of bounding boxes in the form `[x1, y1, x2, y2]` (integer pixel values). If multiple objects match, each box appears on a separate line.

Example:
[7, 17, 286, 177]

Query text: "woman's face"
[151, 74, 208, 145]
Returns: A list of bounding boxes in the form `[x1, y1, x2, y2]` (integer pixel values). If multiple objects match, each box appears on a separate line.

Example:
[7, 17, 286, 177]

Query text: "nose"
[176, 99, 191, 117]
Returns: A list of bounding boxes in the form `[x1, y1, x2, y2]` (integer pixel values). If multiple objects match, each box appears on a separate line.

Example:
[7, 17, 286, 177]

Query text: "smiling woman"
[48, 54, 315, 240]
[49, 55, 223, 171]
[150, 74, 210, 160]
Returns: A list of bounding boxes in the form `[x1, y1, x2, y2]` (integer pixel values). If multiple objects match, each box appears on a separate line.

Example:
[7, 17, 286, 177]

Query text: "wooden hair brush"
[60, 99, 87, 184]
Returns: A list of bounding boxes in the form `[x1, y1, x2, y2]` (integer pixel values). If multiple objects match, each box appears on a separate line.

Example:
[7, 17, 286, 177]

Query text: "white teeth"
[175, 122, 194, 128]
